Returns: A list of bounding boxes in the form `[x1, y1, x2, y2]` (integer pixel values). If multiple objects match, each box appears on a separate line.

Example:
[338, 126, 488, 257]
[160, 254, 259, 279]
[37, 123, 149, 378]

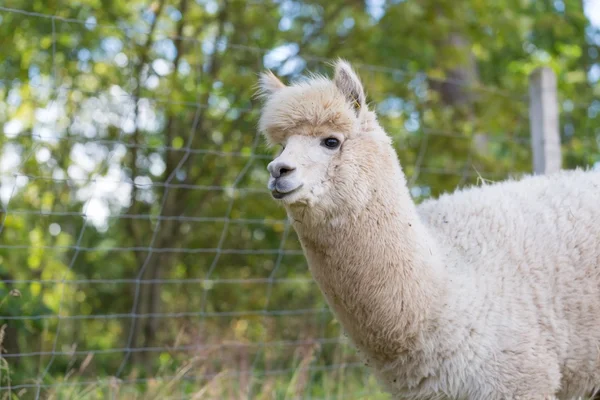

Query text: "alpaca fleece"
[257, 60, 600, 400]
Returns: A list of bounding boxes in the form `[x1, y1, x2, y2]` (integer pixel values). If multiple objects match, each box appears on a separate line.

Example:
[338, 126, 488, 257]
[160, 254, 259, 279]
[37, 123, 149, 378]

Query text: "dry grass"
[36, 352, 387, 399]
[0, 326, 388, 400]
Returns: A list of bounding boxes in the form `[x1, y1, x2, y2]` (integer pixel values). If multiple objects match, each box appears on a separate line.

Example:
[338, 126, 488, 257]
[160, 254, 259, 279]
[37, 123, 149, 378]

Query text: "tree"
[0, 0, 597, 394]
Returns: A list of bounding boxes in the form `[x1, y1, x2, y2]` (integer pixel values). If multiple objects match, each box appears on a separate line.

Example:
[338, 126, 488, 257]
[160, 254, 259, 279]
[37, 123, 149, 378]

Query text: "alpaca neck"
[288, 169, 447, 366]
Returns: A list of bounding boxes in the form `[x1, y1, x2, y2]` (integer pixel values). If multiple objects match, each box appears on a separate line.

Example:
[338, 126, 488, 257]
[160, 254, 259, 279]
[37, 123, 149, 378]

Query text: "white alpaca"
[256, 61, 600, 400]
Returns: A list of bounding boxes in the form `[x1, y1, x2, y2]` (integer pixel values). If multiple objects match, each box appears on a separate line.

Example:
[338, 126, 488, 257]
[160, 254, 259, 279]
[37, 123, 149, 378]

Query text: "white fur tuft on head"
[332, 59, 366, 116]
[255, 61, 371, 143]
[255, 70, 286, 99]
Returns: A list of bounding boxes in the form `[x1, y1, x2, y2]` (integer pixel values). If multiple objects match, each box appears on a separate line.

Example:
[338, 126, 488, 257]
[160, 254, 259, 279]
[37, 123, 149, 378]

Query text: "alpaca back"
[416, 169, 600, 399]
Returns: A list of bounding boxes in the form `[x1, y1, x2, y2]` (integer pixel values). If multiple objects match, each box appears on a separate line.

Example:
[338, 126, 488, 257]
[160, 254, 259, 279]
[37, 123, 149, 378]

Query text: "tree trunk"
[428, 31, 489, 158]
[428, 32, 478, 107]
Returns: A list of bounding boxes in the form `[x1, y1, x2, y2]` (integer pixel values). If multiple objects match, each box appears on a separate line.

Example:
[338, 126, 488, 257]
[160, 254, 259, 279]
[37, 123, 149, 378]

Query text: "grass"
[1, 356, 389, 399]
[0, 328, 390, 399]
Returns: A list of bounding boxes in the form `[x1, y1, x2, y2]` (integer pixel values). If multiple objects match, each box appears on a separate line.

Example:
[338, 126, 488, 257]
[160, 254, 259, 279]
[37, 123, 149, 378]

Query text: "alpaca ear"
[333, 60, 366, 116]
[256, 70, 286, 99]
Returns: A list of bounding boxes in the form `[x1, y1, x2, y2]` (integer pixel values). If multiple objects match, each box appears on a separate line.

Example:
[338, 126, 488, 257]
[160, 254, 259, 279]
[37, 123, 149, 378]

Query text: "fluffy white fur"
[257, 60, 600, 400]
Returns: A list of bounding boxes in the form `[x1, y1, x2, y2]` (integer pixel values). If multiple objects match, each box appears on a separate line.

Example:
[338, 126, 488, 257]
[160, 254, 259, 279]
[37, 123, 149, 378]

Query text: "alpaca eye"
[322, 137, 340, 149]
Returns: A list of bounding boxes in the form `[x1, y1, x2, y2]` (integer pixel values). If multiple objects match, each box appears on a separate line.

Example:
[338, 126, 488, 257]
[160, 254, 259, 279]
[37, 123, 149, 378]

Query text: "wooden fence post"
[528, 67, 562, 174]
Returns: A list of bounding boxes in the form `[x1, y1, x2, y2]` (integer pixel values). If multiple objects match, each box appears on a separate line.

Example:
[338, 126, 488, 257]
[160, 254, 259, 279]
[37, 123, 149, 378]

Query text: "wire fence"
[0, 3, 599, 399]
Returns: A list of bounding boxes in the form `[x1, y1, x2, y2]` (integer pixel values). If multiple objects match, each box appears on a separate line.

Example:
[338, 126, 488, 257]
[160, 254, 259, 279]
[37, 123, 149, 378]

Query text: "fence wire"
[0, 4, 598, 400]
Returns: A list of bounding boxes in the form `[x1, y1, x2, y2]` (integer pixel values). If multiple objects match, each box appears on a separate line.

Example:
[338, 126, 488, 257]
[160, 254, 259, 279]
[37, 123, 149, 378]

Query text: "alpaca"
[256, 60, 600, 400]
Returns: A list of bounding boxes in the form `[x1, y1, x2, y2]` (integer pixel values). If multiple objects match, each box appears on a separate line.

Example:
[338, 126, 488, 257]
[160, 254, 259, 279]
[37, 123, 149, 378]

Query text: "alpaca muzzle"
[268, 176, 303, 199]
[267, 157, 303, 199]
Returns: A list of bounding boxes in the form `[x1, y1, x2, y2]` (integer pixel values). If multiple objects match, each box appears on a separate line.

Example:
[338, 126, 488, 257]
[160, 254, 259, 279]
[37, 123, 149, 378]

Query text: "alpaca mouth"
[271, 184, 303, 200]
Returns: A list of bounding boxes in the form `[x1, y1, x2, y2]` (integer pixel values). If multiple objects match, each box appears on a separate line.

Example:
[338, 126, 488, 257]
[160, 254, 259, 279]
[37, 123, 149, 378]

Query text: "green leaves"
[0, 0, 597, 394]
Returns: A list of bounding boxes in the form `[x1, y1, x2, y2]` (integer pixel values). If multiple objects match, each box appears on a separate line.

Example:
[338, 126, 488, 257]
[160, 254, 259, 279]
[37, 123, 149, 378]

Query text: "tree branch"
[126, 0, 167, 247]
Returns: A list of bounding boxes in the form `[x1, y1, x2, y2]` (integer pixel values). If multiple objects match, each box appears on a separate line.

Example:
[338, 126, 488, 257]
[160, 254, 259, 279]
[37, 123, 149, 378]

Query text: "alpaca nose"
[268, 160, 296, 179]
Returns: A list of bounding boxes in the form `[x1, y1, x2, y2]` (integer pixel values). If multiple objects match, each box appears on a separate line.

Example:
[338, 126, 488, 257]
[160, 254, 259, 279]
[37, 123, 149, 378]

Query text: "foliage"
[0, 0, 598, 397]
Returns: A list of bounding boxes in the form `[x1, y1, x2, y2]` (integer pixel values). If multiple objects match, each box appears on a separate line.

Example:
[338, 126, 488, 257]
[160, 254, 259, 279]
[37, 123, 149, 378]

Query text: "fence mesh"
[0, 3, 598, 399]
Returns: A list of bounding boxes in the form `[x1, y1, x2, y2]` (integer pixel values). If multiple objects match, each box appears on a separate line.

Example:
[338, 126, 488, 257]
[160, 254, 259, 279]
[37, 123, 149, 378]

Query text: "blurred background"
[0, 0, 598, 398]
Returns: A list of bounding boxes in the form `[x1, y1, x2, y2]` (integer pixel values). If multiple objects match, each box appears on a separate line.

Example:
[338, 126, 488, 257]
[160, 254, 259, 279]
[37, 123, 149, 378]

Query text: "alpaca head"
[257, 60, 396, 214]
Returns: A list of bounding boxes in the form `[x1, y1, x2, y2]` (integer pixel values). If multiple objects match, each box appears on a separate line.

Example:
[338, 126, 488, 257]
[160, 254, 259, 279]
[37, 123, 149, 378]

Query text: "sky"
[584, 0, 600, 27]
